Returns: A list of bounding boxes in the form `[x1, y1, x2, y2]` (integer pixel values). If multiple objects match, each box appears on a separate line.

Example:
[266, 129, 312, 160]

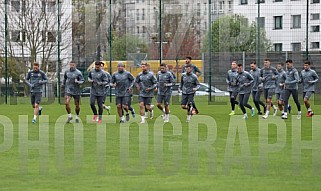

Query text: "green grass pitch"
[0, 96, 320, 191]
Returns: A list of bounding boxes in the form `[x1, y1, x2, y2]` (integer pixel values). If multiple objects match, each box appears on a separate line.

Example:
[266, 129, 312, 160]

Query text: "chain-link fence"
[0, 0, 320, 104]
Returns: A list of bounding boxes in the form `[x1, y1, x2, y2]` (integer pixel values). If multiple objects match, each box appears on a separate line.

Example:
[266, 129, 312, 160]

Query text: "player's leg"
[97, 96, 104, 123]
[243, 93, 254, 116]
[74, 95, 81, 123]
[145, 97, 154, 119]
[282, 89, 291, 119]
[90, 94, 98, 121]
[304, 91, 314, 116]
[164, 95, 171, 122]
[291, 89, 301, 119]
[139, 97, 146, 123]
[31, 93, 37, 123]
[238, 94, 246, 115]
[65, 95, 73, 123]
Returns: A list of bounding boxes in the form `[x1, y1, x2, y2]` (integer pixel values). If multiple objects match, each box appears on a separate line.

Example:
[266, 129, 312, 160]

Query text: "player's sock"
[33, 115, 37, 120]
[68, 113, 72, 118]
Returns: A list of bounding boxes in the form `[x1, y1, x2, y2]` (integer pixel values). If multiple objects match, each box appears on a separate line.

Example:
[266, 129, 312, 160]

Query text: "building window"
[142, 26, 146, 33]
[136, 0, 139, 3]
[137, 26, 140, 34]
[11, 1, 20, 12]
[274, 16, 283, 29]
[136, 9, 139, 20]
[240, 0, 248, 4]
[311, 13, 320, 20]
[291, 43, 301, 51]
[204, 3, 207, 15]
[311, 25, 320, 32]
[291, 15, 301, 28]
[42, 31, 56, 42]
[274, 43, 283, 51]
[228, 1, 232, 10]
[256, 0, 265, 3]
[142, 8, 145, 20]
[47, 32, 56, 42]
[219, 1, 225, 11]
[197, 3, 201, 16]
[311, 42, 320, 49]
[256, 17, 265, 28]
[42, 1, 56, 13]
[311, 0, 320, 3]
[274, 0, 283, 2]
[11, 31, 21, 42]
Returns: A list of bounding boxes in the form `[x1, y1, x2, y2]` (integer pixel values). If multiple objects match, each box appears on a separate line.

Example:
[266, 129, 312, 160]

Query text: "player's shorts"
[157, 94, 171, 105]
[139, 97, 153, 106]
[116, 96, 130, 106]
[31, 92, 42, 105]
[303, 91, 314, 100]
[264, 88, 275, 100]
[275, 91, 284, 101]
[181, 94, 195, 106]
[65, 93, 81, 101]
[229, 91, 238, 99]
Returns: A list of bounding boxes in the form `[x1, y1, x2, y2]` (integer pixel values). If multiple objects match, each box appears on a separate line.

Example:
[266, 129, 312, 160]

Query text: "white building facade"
[233, 0, 321, 51]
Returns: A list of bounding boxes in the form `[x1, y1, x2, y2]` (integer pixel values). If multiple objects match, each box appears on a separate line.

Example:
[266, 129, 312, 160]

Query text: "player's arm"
[24, 72, 33, 87]
[308, 71, 319, 84]
[63, 71, 67, 86]
[88, 71, 94, 83]
[75, 72, 85, 84]
[128, 73, 135, 90]
[195, 65, 202, 77]
[39, 72, 48, 84]
[247, 73, 254, 86]
[150, 74, 158, 89]
[194, 76, 200, 91]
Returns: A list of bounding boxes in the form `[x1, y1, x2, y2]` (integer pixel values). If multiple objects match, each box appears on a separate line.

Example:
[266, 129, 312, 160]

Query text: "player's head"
[185, 64, 192, 73]
[285, 59, 293, 68]
[237, 63, 243, 73]
[95, 61, 102, 71]
[33, 62, 40, 72]
[160, 63, 167, 72]
[250, 61, 256, 70]
[141, 62, 148, 72]
[304, 60, 310, 70]
[185, 56, 192, 64]
[117, 62, 125, 72]
[264, 58, 271, 68]
[69, 61, 76, 71]
[277, 62, 284, 70]
[231, 61, 237, 69]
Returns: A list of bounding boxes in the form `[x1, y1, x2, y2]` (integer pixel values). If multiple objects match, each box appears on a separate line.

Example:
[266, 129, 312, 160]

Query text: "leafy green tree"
[104, 35, 147, 61]
[202, 14, 272, 53]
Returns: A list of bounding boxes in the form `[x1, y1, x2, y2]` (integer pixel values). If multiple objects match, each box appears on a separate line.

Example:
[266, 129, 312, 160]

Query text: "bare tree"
[0, 0, 72, 74]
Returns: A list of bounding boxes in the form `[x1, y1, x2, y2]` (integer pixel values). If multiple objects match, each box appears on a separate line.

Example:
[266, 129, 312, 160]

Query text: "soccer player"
[88, 61, 110, 124]
[100, 62, 112, 115]
[181, 56, 202, 77]
[226, 61, 239, 115]
[63, 61, 84, 123]
[25, 62, 48, 124]
[156, 63, 174, 123]
[250, 61, 265, 115]
[180, 65, 200, 123]
[300, 60, 319, 117]
[282, 60, 301, 119]
[260, 58, 278, 119]
[275, 62, 286, 116]
[135, 62, 157, 124]
[236, 64, 255, 119]
[143, 61, 155, 118]
[111, 62, 135, 123]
